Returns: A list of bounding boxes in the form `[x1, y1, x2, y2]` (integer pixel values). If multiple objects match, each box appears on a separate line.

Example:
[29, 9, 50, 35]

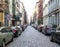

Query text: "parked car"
[23, 24, 27, 29]
[34, 24, 38, 29]
[0, 27, 13, 47]
[50, 26, 60, 43]
[31, 24, 38, 29]
[31, 24, 34, 27]
[11, 26, 19, 37]
[16, 26, 22, 35]
[11, 26, 22, 37]
[37, 25, 40, 31]
[42, 25, 51, 35]
[21, 25, 25, 31]
[21, 24, 27, 31]
[38, 25, 44, 32]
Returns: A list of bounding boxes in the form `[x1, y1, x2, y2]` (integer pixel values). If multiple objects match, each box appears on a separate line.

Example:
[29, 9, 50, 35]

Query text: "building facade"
[9, 0, 13, 26]
[43, 0, 49, 25]
[20, 2, 27, 25]
[34, 0, 43, 25]
[32, 2, 38, 25]
[43, 0, 60, 26]
[12, 0, 16, 26]
[12, 0, 27, 26]
[5, 0, 13, 27]
[0, 0, 9, 27]
[48, 0, 60, 26]
[37, 0, 43, 25]
[15, 0, 21, 25]
[33, 11, 37, 24]
[12, 0, 21, 26]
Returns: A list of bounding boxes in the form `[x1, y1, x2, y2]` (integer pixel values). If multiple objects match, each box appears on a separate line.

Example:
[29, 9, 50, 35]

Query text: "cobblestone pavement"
[7, 26, 60, 47]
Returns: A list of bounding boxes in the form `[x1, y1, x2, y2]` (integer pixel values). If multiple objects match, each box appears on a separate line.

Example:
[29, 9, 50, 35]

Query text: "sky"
[21, 0, 39, 23]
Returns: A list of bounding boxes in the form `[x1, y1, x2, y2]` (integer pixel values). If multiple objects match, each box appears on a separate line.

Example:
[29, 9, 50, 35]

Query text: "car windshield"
[12, 26, 16, 29]
[57, 26, 60, 30]
[0, 28, 8, 33]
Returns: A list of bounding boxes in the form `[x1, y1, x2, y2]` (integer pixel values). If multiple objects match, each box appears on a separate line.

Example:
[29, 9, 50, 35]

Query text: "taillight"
[13, 30, 17, 32]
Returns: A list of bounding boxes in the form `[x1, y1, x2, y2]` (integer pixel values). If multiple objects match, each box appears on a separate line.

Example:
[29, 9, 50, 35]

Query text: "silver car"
[0, 27, 13, 47]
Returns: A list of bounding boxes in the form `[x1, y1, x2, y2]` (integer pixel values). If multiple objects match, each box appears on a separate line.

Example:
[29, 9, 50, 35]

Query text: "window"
[0, 28, 8, 33]
[0, 0, 3, 3]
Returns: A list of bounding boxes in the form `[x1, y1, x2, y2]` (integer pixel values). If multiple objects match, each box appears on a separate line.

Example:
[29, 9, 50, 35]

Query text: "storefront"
[49, 12, 59, 26]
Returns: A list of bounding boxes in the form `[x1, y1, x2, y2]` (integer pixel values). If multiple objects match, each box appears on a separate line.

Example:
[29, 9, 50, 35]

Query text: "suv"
[50, 26, 60, 43]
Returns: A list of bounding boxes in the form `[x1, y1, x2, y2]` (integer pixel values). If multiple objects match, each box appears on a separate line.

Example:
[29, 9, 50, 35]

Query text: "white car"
[0, 27, 13, 47]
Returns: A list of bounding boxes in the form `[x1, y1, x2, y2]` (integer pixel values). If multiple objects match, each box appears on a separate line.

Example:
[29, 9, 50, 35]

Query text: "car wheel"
[50, 36, 53, 42]
[2, 40, 6, 47]
[17, 33, 19, 37]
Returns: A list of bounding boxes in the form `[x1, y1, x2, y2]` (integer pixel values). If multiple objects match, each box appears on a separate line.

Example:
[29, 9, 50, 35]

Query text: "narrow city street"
[7, 26, 60, 47]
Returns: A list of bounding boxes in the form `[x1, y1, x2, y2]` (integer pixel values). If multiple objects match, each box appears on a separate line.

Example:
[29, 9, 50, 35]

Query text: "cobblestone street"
[7, 26, 60, 47]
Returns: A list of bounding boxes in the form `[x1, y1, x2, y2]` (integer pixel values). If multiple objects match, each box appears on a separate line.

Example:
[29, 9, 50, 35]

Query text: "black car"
[50, 26, 60, 43]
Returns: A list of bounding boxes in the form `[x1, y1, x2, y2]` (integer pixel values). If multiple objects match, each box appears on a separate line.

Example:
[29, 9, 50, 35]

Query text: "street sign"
[6, 14, 11, 20]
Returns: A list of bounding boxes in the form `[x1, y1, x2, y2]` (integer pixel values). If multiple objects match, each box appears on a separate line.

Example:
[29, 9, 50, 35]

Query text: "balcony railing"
[0, 0, 9, 11]
[0, 0, 8, 4]
[5, 0, 8, 4]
